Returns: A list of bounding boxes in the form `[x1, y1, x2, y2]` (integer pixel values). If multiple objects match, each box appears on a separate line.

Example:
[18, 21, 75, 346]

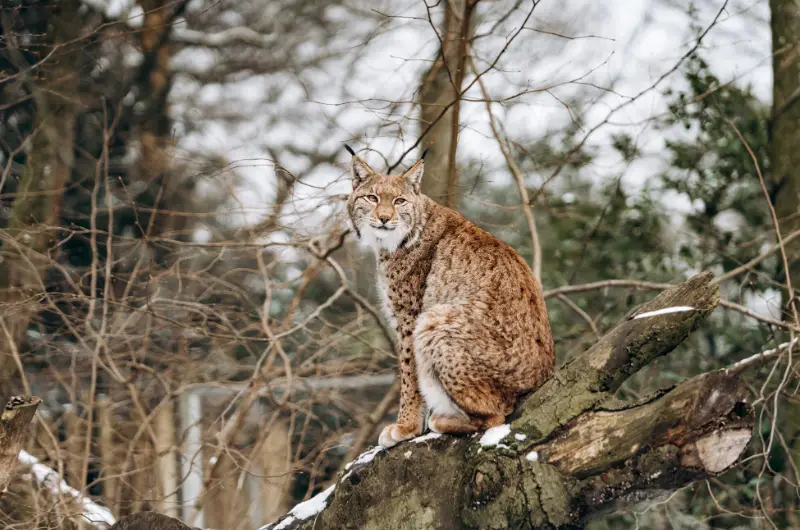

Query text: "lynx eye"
[364, 194, 380, 203]
[394, 197, 407, 205]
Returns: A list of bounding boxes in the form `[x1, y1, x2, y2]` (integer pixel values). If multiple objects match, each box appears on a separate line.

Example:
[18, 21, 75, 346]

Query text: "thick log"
[531, 372, 749, 478]
[461, 370, 753, 527]
[511, 270, 720, 441]
[0, 395, 40, 496]
[257, 370, 750, 530]
[258, 272, 754, 530]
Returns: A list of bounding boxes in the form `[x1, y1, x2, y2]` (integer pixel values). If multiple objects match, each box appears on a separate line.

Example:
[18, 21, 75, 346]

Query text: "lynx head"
[346, 149, 427, 253]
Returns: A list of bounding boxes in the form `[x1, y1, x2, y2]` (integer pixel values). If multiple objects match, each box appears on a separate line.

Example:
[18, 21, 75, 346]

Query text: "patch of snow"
[344, 445, 384, 471]
[514, 433, 527, 441]
[341, 444, 386, 481]
[411, 432, 441, 444]
[526, 451, 539, 462]
[632, 306, 695, 320]
[479, 424, 511, 447]
[404, 450, 413, 458]
[291, 484, 336, 519]
[269, 484, 336, 530]
[18, 450, 115, 528]
[272, 516, 295, 530]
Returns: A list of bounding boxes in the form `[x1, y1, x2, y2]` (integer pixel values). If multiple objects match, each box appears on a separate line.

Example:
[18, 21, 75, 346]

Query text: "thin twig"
[555, 294, 600, 338]
[331, 380, 399, 482]
[713, 228, 800, 285]
[543, 279, 669, 298]
[725, 339, 798, 375]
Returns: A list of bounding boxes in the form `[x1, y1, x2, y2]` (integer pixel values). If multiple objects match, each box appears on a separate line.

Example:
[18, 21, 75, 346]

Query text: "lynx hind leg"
[428, 413, 506, 435]
[414, 304, 511, 434]
[428, 414, 478, 434]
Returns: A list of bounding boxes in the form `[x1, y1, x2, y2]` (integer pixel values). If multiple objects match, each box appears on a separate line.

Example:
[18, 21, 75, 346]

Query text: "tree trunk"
[139, 0, 174, 180]
[98, 395, 120, 514]
[769, 0, 800, 500]
[0, 0, 82, 399]
[154, 402, 179, 518]
[770, 0, 800, 309]
[417, 0, 475, 208]
[259, 419, 292, 523]
[133, 0, 185, 244]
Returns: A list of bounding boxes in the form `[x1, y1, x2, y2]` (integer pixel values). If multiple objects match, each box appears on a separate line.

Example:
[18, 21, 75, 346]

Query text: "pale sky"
[163, 0, 773, 229]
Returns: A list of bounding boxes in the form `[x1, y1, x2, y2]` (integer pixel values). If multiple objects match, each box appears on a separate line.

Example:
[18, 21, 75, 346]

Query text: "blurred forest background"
[1, 0, 799, 528]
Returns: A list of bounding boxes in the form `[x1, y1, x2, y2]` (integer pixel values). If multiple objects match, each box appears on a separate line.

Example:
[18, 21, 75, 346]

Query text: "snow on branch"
[17, 450, 116, 528]
[632, 306, 695, 319]
[259, 484, 336, 530]
[726, 338, 798, 374]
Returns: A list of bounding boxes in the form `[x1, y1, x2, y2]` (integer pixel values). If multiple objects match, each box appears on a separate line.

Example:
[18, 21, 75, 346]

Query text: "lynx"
[346, 149, 555, 448]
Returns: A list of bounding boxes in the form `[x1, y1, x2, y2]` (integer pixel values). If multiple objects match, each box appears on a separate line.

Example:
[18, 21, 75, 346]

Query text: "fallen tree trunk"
[0, 395, 40, 496]
[113, 272, 755, 529]
[260, 271, 753, 529]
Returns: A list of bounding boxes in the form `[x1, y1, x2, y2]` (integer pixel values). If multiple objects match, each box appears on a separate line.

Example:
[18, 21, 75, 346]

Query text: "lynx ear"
[404, 159, 424, 193]
[351, 156, 375, 187]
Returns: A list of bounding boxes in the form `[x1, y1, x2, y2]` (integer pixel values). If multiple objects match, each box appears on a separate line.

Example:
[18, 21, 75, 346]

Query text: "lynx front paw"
[378, 422, 421, 448]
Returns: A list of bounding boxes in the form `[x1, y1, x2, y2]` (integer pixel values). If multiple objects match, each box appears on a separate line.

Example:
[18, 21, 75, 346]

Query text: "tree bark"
[0, 0, 82, 399]
[417, 0, 474, 208]
[769, 0, 800, 496]
[138, 0, 175, 184]
[154, 403, 180, 518]
[98, 395, 119, 513]
[259, 419, 292, 523]
[770, 0, 800, 298]
[0, 396, 41, 496]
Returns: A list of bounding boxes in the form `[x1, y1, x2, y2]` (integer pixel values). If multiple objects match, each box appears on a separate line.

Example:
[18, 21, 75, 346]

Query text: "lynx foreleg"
[378, 330, 424, 448]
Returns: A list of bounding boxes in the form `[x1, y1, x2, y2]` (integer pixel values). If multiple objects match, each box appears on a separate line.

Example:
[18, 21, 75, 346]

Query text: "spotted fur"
[346, 153, 554, 448]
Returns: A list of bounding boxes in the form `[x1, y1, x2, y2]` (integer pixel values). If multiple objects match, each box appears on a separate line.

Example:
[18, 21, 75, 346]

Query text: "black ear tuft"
[421, 148, 430, 160]
[344, 144, 356, 156]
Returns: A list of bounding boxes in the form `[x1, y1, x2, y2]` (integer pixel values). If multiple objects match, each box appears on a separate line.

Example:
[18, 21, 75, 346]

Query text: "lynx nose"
[378, 214, 392, 225]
